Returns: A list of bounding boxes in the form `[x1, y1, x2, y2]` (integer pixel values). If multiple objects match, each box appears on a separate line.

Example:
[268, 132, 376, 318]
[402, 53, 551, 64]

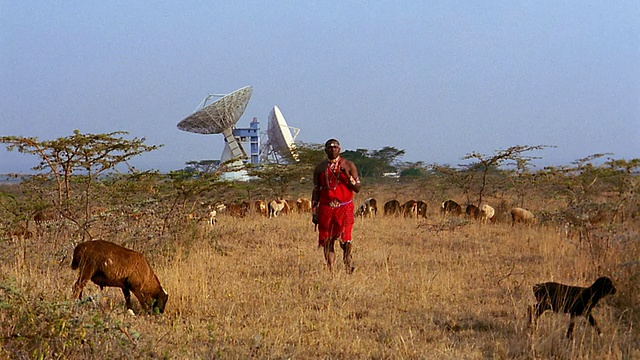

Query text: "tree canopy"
[342, 146, 405, 178]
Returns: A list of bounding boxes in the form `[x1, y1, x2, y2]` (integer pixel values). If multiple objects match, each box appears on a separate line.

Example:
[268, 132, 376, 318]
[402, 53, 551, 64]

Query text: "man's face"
[325, 143, 341, 159]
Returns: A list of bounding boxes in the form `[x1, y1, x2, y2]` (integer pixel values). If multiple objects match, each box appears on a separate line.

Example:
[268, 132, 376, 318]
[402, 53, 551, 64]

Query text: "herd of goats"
[69, 197, 613, 340]
[2, 194, 618, 340]
[203, 197, 537, 227]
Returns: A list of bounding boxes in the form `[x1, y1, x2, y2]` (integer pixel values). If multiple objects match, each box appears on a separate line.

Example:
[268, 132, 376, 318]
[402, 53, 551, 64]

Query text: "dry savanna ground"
[1, 188, 639, 359]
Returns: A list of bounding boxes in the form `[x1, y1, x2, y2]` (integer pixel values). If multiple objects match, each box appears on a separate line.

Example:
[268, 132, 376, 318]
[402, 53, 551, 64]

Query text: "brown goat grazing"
[71, 240, 168, 314]
[34, 209, 60, 225]
[366, 198, 378, 216]
[402, 200, 418, 218]
[296, 197, 313, 213]
[5, 223, 33, 240]
[466, 204, 480, 219]
[416, 200, 428, 219]
[255, 200, 268, 216]
[529, 276, 617, 338]
[384, 200, 402, 216]
[226, 201, 250, 217]
[441, 200, 462, 216]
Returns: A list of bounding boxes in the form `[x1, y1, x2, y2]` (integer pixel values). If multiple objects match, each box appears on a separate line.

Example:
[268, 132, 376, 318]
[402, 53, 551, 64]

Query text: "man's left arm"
[346, 161, 361, 193]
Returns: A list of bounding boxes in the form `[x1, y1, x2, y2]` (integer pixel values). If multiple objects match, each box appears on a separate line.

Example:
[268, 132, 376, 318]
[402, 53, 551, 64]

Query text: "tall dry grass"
[1, 196, 638, 359]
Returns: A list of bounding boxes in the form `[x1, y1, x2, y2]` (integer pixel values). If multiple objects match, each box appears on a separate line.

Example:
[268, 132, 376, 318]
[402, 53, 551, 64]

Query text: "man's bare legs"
[340, 241, 354, 274]
[323, 237, 337, 272]
[324, 238, 354, 274]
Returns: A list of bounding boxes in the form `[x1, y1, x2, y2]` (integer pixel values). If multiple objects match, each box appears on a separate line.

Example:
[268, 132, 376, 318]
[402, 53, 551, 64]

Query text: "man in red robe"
[312, 139, 361, 273]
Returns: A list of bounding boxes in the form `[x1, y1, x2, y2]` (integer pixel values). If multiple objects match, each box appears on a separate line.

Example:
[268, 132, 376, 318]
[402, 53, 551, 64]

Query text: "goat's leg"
[72, 267, 93, 299]
[132, 289, 149, 312]
[122, 288, 133, 310]
[527, 305, 535, 326]
[72, 279, 87, 300]
[587, 314, 602, 335]
[528, 302, 546, 335]
[566, 316, 576, 339]
[531, 301, 549, 324]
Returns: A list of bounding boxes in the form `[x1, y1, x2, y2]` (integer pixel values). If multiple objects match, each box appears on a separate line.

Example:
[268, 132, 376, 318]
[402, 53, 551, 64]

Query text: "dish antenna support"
[261, 105, 300, 163]
[177, 86, 259, 167]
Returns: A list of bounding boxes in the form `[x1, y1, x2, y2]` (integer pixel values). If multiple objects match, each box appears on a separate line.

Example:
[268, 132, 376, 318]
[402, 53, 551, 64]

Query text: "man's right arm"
[311, 164, 321, 224]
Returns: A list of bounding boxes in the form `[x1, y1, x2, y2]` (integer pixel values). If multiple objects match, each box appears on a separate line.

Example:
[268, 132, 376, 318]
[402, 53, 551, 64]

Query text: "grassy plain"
[1, 183, 639, 359]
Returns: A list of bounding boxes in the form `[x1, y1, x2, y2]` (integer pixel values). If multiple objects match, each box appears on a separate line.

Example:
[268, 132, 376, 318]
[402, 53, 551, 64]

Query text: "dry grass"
[1, 195, 639, 359]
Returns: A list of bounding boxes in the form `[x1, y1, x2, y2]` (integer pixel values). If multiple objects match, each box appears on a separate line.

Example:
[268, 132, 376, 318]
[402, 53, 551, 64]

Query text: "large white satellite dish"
[177, 86, 253, 164]
[262, 105, 299, 162]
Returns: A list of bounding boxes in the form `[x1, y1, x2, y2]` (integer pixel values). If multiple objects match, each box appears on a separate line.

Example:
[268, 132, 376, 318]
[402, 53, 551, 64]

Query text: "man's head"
[324, 139, 341, 159]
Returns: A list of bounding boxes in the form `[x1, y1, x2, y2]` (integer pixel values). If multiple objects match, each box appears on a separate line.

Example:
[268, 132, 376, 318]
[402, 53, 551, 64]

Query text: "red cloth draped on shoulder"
[318, 158, 354, 204]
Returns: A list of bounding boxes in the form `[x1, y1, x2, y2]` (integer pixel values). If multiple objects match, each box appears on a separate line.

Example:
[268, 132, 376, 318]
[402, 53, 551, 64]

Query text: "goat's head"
[593, 276, 617, 297]
[150, 288, 169, 314]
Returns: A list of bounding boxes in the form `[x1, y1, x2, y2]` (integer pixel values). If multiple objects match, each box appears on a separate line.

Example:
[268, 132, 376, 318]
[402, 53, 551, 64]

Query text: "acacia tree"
[601, 158, 640, 223]
[534, 154, 639, 250]
[155, 169, 232, 234]
[247, 163, 311, 198]
[1, 130, 160, 237]
[462, 145, 550, 206]
[554, 154, 614, 206]
[429, 163, 477, 203]
[243, 142, 321, 199]
[543, 154, 639, 223]
[506, 157, 542, 208]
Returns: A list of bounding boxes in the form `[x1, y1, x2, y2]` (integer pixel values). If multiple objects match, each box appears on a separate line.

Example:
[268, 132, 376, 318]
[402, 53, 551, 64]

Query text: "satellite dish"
[262, 105, 299, 162]
[177, 86, 253, 163]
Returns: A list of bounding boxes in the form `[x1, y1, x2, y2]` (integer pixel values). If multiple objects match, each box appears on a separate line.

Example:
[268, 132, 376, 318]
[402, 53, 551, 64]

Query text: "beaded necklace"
[325, 157, 342, 190]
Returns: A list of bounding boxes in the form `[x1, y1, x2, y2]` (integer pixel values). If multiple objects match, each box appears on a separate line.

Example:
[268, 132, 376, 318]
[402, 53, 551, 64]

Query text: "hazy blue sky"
[1, 1, 638, 173]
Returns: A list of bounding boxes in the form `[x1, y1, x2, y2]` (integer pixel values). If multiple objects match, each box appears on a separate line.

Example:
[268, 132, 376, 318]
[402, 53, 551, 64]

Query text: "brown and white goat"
[416, 200, 428, 219]
[355, 198, 378, 218]
[268, 199, 290, 217]
[71, 240, 168, 314]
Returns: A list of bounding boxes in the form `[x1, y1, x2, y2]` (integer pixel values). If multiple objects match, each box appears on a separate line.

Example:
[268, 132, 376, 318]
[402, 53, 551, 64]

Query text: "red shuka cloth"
[316, 158, 355, 245]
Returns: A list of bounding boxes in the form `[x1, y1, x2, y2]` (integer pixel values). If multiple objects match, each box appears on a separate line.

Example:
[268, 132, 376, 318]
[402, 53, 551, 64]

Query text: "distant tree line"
[1, 132, 638, 242]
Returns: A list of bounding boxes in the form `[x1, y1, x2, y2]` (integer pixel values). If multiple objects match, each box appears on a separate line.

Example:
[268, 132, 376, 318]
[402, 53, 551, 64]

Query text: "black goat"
[529, 276, 616, 338]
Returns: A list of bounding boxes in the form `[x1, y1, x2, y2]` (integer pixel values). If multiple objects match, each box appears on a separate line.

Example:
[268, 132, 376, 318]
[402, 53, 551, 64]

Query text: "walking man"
[312, 139, 361, 273]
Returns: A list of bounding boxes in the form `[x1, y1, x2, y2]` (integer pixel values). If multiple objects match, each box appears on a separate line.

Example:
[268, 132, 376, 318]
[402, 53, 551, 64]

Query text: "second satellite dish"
[262, 105, 299, 162]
